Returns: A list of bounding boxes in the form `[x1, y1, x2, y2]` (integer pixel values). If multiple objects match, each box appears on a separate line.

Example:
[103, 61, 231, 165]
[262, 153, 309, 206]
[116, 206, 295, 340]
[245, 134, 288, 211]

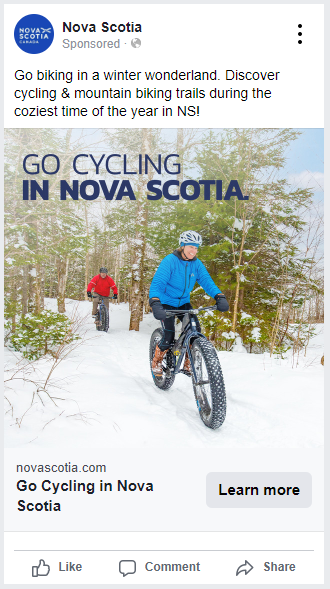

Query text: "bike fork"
[186, 335, 210, 386]
[172, 345, 198, 381]
[186, 345, 198, 382]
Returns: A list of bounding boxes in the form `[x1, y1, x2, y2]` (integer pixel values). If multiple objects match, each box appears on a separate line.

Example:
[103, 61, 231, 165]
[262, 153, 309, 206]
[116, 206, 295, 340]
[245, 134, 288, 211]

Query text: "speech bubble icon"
[119, 560, 136, 577]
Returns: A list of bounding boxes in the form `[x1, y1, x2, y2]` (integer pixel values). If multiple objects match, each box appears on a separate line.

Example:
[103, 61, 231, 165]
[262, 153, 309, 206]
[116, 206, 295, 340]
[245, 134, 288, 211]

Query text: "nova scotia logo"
[14, 14, 54, 54]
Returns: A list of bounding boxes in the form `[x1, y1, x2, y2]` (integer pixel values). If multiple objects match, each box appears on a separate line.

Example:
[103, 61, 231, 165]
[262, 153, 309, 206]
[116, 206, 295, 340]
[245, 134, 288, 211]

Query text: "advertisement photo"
[4, 127, 324, 450]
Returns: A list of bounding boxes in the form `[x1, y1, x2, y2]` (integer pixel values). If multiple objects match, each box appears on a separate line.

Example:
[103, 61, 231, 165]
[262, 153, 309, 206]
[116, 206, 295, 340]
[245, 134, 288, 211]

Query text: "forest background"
[4, 127, 324, 359]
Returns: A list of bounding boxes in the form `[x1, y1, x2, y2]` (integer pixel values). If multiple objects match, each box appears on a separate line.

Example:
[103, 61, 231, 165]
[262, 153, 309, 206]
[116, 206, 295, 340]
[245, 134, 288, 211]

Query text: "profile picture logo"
[14, 14, 54, 54]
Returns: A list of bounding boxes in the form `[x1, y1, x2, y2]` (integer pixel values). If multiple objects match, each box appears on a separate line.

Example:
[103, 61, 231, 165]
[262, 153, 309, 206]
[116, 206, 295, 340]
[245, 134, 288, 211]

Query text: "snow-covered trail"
[4, 300, 324, 449]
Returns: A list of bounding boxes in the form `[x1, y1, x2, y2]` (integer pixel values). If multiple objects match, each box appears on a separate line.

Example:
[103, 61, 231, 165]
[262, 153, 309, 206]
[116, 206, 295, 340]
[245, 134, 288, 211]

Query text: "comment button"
[119, 560, 136, 577]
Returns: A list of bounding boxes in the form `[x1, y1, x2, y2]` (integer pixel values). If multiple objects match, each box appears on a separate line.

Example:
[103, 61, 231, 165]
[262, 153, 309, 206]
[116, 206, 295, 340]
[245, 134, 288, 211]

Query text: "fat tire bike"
[149, 305, 226, 429]
[93, 295, 114, 332]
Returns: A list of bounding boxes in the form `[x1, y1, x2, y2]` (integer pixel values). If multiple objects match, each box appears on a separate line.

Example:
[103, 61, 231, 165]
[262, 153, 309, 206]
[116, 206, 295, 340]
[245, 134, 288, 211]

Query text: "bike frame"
[92, 295, 115, 329]
[165, 305, 217, 383]
[92, 294, 107, 316]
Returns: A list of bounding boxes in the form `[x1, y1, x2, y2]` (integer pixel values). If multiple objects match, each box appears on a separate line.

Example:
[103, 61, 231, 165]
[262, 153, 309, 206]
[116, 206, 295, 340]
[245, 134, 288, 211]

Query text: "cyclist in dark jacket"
[149, 231, 229, 375]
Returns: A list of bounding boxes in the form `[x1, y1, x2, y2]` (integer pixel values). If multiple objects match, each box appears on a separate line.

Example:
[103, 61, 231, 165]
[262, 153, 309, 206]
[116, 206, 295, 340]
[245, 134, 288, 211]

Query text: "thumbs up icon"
[32, 559, 50, 577]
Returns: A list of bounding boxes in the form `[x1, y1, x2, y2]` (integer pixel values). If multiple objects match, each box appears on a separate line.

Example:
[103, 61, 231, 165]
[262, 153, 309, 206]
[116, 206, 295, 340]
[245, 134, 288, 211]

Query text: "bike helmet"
[99, 267, 108, 273]
[179, 230, 202, 247]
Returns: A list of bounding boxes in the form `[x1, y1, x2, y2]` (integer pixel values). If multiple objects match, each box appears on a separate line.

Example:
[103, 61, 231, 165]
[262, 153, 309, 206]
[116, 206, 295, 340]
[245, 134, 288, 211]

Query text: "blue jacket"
[149, 250, 221, 307]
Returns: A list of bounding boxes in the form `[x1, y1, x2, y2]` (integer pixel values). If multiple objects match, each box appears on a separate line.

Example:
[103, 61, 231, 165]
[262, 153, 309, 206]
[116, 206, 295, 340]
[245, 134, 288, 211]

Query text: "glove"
[150, 299, 167, 321]
[113, 293, 118, 299]
[215, 293, 229, 312]
[87, 291, 92, 298]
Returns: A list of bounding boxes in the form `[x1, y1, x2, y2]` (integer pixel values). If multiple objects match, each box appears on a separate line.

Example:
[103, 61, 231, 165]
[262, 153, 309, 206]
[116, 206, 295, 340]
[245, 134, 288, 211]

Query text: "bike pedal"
[180, 369, 192, 377]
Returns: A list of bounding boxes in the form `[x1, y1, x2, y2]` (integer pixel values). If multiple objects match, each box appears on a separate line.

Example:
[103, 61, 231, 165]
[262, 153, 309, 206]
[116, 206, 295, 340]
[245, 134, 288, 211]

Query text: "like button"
[32, 559, 50, 577]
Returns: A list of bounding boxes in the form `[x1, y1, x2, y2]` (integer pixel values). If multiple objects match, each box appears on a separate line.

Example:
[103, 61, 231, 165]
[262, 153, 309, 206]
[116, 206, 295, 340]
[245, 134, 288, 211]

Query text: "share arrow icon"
[236, 560, 254, 576]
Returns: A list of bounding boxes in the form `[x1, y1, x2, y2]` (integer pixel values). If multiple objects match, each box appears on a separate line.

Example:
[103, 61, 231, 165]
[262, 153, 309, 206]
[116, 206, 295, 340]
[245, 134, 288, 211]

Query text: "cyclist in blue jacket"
[149, 230, 229, 375]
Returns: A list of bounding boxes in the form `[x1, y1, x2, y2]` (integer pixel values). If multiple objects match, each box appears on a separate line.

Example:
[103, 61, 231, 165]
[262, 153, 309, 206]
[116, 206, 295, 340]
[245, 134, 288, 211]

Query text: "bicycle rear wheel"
[191, 338, 226, 429]
[149, 328, 176, 390]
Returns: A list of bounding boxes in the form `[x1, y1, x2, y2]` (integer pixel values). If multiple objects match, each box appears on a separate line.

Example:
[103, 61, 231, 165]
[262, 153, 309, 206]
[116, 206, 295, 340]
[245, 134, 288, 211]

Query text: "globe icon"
[131, 38, 141, 48]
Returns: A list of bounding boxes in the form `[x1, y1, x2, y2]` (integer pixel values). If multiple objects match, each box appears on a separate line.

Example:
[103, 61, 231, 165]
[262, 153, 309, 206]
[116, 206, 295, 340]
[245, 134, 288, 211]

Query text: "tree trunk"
[84, 254, 90, 301]
[144, 289, 150, 313]
[232, 272, 240, 332]
[129, 230, 146, 330]
[28, 265, 34, 313]
[11, 273, 18, 331]
[114, 246, 120, 304]
[129, 129, 150, 331]
[35, 263, 42, 314]
[57, 257, 69, 313]
[40, 264, 45, 310]
[239, 287, 244, 310]
[34, 263, 45, 311]
[48, 257, 54, 298]
[22, 265, 28, 316]
[34, 220, 41, 313]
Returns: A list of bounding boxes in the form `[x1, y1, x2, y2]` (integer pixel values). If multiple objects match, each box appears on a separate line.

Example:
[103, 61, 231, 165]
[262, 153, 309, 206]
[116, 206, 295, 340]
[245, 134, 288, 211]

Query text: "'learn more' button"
[206, 472, 312, 508]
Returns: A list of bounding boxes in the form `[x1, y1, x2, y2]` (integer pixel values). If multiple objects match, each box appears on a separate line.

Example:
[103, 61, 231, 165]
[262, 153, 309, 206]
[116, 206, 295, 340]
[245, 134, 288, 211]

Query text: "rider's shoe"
[181, 346, 193, 376]
[152, 345, 167, 376]
[92, 314, 97, 318]
[183, 351, 192, 375]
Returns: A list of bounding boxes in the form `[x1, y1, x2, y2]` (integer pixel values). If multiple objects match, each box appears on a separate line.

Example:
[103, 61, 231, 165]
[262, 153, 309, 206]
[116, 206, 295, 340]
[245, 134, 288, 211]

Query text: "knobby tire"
[96, 305, 109, 332]
[191, 338, 226, 429]
[149, 328, 176, 390]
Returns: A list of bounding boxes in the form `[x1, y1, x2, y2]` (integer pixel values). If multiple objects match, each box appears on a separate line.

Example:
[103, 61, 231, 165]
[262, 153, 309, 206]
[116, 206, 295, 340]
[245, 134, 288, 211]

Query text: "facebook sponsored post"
[3, 3, 324, 586]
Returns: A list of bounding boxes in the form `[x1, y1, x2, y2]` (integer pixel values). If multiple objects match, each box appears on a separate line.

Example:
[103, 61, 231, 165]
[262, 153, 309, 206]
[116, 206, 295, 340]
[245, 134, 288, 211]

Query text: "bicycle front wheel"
[97, 306, 109, 332]
[191, 338, 226, 429]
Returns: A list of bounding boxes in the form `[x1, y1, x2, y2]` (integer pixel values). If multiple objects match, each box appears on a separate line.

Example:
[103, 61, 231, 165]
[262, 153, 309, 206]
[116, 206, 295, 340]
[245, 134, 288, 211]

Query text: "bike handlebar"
[165, 304, 217, 317]
[92, 295, 116, 299]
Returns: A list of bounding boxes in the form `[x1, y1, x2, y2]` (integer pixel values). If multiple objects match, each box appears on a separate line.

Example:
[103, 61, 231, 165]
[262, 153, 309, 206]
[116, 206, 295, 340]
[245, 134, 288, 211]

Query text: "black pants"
[158, 303, 201, 351]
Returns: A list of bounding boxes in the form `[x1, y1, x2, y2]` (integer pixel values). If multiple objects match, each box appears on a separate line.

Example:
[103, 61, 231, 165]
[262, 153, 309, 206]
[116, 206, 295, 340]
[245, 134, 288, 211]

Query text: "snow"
[251, 327, 261, 342]
[4, 300, 324, 449]
[233, 218, 252, 231]
[222, 331, 236, 340]
[240, 312, 252, 320]
[231, 335, 247, 354]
